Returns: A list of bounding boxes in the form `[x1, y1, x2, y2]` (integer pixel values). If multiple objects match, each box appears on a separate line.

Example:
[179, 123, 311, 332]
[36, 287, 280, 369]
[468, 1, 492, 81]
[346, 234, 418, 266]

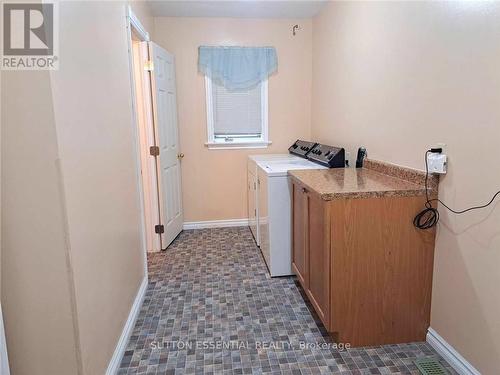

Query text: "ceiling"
[148, 1, 328, 19]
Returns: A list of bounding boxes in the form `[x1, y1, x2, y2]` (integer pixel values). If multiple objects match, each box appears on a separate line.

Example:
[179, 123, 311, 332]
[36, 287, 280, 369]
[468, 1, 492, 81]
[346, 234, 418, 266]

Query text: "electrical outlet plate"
[427, 151, 447, 174]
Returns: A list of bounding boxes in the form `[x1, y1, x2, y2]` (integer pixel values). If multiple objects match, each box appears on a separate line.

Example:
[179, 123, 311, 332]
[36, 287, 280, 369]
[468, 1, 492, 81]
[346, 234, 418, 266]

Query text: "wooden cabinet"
[292, 181, 330, 329]
[291, 182, 307, 286]
[305, 191, 330, 328]
[290, 177, 436, 347]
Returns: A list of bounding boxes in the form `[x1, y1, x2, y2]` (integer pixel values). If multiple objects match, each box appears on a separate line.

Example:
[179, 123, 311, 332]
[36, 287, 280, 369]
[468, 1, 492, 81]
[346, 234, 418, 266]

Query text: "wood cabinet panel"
[291, 181, 307, 286]
[330, 196, 435, 347]
[290, 173, 436, 347]
[306, 192, 330, 330]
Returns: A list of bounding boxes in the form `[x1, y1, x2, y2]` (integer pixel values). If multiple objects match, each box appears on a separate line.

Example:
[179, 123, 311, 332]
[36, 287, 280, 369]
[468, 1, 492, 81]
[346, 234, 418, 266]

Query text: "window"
[205, 77, 270, 149]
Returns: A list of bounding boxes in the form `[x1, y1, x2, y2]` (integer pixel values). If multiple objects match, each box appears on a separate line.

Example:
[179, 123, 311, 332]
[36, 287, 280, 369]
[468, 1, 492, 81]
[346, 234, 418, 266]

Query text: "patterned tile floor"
[119, 227, 455, 375]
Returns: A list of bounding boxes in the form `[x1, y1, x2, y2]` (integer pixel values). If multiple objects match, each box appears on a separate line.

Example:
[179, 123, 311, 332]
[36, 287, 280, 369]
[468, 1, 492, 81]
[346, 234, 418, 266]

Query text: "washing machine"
[256, 158, 326, 276]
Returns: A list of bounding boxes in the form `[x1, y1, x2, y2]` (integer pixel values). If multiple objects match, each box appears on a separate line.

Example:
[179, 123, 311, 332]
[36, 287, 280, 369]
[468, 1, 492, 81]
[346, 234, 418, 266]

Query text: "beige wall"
[312, 2, 500, 373]
[1, 1, 154, 374]
[1, 71, 80, 374]
[154, 17, 312, 222]
[49, 2, 149, 374]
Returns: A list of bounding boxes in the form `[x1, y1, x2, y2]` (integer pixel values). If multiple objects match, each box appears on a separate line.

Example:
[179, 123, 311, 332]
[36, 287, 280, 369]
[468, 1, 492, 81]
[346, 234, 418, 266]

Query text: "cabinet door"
[306, 192, 330, 329]
[292, 181, 308, 287]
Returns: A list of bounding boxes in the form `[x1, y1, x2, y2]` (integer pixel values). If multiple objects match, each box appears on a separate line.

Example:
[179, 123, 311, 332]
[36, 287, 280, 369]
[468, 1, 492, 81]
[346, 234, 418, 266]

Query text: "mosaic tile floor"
[119, 227, 455, 375]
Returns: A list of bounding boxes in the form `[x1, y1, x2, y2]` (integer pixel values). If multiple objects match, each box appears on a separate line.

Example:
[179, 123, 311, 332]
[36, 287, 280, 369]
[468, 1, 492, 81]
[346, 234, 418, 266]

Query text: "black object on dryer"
[288, 140, 318, 158]
[307, 143, 345, 168]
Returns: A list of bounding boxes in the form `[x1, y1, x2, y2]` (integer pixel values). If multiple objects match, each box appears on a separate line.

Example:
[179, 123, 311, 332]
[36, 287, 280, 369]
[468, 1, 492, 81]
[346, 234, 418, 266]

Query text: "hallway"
[118, 228, 454, 375]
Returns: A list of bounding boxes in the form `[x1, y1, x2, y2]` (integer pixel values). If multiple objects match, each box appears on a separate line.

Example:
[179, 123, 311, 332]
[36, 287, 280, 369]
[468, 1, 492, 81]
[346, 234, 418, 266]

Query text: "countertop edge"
[288, 167, 429, 201]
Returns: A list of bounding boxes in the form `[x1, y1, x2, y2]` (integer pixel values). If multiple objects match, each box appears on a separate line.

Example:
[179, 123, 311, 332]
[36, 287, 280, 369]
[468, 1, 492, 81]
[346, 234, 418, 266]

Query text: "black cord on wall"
[413, 149, 500, 229]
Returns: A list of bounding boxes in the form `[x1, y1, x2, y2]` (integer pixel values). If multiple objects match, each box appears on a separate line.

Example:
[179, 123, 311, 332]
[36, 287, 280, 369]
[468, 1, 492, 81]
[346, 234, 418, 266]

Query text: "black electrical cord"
[413, 150, 500, 229]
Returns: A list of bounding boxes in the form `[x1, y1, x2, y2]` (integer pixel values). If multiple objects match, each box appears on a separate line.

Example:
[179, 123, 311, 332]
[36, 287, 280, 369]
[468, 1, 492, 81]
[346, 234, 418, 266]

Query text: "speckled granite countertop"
[288, 165, 429, 201]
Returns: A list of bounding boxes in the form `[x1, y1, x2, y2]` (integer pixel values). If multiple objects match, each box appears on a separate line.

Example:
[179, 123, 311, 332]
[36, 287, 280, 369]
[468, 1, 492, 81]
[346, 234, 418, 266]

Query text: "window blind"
[212, 81, 262, 136]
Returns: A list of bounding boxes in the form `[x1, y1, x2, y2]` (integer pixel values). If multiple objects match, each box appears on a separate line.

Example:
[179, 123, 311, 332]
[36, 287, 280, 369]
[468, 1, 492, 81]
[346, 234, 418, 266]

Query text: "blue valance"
[198, 46, 277, 90]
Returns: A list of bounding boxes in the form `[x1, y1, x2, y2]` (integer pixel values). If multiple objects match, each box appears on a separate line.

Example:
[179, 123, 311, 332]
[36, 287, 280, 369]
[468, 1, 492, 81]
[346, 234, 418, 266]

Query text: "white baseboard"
[426, 328, 481, 375]
[106, 276, 148, 375]
[183, 218, 249, 230]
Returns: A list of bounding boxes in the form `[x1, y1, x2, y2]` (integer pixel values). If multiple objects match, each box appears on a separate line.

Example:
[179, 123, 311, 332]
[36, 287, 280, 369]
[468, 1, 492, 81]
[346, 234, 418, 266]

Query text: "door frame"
[126, 6, 151, 277]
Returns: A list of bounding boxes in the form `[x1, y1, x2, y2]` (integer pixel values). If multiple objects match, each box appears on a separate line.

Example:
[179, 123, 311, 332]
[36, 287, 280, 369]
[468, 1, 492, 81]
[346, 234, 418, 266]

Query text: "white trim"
[126, 6, 151, 271]
[127, 6, 150, 42]
[261, 79, 269, 142]
[205, 76, 215, 142]
[183, 218, 249, 230]
[204, 77, 270, 148]
[105, 277, 148, 375]
[426, 328, 481, 375]
[205, 141, 272, 150]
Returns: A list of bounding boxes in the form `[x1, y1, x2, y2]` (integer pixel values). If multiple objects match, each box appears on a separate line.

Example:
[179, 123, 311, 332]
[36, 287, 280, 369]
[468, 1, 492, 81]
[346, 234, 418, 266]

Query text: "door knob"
[177, 153, 185, 159]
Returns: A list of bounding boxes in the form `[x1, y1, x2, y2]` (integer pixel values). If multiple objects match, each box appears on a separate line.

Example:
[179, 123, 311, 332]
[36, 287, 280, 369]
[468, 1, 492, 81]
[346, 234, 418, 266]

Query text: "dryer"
[256, 158, 326, 276]
[246, 140, 318, 246]
[247, 154, 300, 245]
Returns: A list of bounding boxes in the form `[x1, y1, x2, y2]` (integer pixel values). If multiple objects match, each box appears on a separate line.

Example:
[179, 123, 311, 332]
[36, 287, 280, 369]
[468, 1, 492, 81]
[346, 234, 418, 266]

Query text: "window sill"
[205, 141, 272, 150]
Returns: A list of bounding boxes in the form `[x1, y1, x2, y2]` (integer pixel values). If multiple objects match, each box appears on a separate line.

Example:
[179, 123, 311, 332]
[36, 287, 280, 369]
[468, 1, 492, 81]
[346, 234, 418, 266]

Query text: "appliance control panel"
[307, 143, 345, 168]
[288, 140, 318, 158]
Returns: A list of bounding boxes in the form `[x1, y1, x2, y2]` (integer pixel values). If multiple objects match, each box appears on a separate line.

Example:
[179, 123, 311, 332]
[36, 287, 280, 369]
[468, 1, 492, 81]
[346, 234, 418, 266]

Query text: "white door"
[149, 42, 183, 248]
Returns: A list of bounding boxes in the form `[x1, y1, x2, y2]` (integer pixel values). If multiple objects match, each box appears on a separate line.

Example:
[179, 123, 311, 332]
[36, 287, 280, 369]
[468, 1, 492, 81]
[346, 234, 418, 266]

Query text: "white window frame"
[204, 76, 271, 149]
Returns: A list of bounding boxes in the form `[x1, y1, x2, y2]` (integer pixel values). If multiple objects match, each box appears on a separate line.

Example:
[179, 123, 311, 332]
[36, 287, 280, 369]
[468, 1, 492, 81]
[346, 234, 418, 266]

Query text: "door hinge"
[155, 224, 164, 234]
[144, 60, 154, 72]
[149, 146, 159, 156]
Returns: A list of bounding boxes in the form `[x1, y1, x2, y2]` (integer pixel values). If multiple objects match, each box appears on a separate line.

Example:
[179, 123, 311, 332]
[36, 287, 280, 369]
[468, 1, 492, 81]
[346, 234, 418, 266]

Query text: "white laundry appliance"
[247, 154, 302, 245]
[247, 140, 345, 277]
[256, 157, 326, 276]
